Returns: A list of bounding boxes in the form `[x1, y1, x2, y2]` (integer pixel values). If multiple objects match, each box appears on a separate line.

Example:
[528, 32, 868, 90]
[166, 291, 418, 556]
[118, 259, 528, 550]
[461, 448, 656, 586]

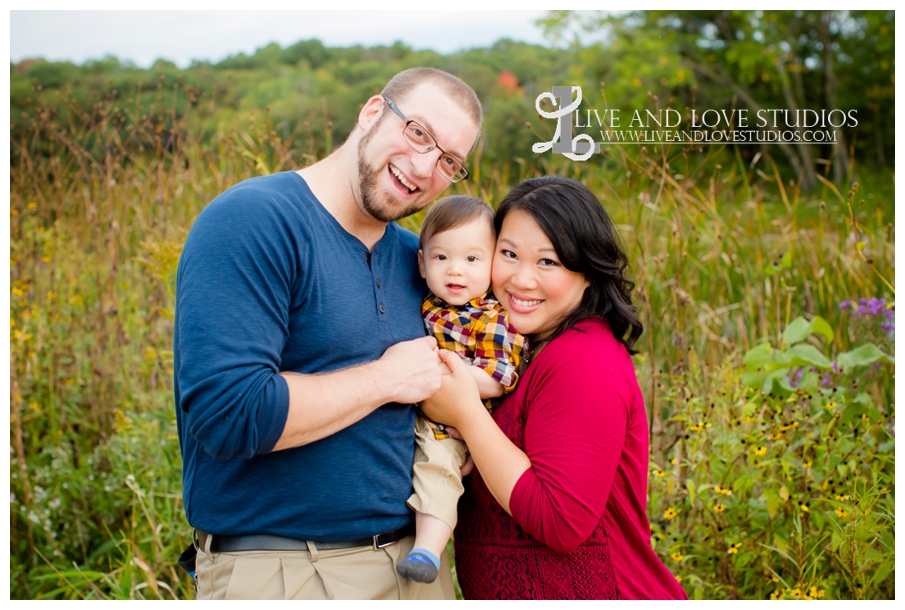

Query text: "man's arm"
[272, 336, 443, 450]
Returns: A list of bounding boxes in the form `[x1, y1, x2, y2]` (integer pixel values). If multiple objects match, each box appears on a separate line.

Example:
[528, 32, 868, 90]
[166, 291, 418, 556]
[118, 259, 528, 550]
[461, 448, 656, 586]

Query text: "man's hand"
[375, 336, 445, 405]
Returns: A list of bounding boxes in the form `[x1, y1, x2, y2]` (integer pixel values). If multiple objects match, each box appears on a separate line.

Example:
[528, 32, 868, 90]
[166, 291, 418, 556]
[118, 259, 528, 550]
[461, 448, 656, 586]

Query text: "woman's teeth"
[512, 296, 541, 307]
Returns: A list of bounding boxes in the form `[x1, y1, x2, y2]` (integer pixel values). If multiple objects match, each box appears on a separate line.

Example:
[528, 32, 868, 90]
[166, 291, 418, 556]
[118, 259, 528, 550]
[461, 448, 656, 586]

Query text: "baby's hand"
[443, 425, 464, 440]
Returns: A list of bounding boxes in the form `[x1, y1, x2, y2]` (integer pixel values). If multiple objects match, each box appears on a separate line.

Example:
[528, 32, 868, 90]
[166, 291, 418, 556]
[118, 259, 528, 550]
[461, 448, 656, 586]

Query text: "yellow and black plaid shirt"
[422, 293, 526, 439]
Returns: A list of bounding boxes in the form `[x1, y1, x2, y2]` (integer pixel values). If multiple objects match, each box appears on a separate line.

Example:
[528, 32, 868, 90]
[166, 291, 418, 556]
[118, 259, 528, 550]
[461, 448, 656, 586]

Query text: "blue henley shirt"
[174, 171, 427, 541]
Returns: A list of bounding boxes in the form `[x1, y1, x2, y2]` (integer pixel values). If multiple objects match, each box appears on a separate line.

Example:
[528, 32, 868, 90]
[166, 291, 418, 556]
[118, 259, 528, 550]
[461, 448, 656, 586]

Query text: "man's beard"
[357, 118, 425, 223]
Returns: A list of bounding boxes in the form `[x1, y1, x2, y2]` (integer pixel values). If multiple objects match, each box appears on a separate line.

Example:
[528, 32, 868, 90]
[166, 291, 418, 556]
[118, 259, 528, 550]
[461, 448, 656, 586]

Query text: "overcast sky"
[10, 9, 553, 68]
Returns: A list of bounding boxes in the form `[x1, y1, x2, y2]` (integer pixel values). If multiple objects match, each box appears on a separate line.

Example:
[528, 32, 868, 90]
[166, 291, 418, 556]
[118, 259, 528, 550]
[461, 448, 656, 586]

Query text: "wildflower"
[834, 507, 848, 518]
[791, 588, 802, 599]
[770, 589, 782, 600]
[40, 256, 50, 263]
[12, 287, 24, 297]
[651, 469, 667, 478]
[27, 202, 37, 209]
[754, 446, 767, 456]
[770, 432, 783, 441]
[825, 402, 837, 410]
[663, 508, 678, 520]
[10, 209, 18, 216]
[780, 421, 798, 431]
[670, 458, 677, 465]
[713, 503, 726, 513]
[144, 347, 158, 360]
[839, 300, 851, 309]
[674, 575, 683, 583]
[689, 423, 704, 432]
[769, 575, 779, 583]
[802, 459, 812, 468]
[727, 542, 742, 554]
[809, 586, 825, 599]
[671, 552, 684, 561]
[28, 402, 38, 410]
[861, 414, 870, 422]
[47, 291, 57, 299]
[834, 494, 849, 501]
[715, 486, 732, 496]
[65, 378, 75, 385]
[798, 502, 810, 512]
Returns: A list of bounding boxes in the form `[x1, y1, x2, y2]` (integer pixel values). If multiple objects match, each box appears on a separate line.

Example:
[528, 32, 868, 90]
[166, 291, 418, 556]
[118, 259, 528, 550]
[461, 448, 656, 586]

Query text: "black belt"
[197, 523, 414, 553]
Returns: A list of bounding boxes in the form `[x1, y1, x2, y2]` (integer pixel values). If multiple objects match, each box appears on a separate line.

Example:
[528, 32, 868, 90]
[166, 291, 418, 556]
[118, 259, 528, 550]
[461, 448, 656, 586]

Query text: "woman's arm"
[423, 336, 630, 553]
[421, 350, 530, 514]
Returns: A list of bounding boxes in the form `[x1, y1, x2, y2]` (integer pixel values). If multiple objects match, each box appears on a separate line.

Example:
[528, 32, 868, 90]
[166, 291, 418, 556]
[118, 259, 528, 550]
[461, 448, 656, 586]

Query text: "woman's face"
[492, 209, 590, 338]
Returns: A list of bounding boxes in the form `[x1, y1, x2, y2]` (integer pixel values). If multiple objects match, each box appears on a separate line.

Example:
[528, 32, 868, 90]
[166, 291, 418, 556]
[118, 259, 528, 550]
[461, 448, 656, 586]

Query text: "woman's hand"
[420, 349, 484, 429]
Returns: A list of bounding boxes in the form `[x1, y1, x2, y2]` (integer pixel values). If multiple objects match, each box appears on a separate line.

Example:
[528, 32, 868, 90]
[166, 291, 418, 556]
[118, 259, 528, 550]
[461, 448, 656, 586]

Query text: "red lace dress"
[454, 320, 687, 600]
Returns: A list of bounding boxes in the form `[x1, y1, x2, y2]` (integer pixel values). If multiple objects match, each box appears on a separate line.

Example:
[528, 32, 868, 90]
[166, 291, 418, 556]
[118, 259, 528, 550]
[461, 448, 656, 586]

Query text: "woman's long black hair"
[495, 175, 644, 354]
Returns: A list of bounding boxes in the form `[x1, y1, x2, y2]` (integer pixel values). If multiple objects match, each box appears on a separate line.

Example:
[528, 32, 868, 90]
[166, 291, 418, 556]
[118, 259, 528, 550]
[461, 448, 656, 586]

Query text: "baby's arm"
[467, 366, 504, 400]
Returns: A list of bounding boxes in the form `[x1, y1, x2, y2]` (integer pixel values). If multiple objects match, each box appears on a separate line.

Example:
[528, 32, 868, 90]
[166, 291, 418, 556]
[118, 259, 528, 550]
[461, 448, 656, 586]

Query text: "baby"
[396, 196, 525, 583]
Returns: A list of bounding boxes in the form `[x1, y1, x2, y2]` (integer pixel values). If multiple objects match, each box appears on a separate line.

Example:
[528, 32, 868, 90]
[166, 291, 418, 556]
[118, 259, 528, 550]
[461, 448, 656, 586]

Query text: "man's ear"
[358, 95, 386, 132]
[417, 249, 426, 279]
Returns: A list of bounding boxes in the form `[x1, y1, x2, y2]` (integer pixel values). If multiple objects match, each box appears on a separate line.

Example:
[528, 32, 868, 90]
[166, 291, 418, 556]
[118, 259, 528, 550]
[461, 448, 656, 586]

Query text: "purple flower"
[858, 306, 868, 315]
[840, 300, 851, 309]
[887, 310, 895, 319]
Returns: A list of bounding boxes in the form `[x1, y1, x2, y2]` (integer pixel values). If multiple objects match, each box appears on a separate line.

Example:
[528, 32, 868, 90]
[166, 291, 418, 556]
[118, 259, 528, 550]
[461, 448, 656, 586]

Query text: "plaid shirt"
[422, 293, 526, 439]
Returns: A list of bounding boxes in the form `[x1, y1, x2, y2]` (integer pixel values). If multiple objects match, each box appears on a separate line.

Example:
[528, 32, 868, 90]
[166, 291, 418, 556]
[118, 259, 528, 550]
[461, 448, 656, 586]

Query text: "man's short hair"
[418, 196, 494, 251]
[381, 67, 483, 135]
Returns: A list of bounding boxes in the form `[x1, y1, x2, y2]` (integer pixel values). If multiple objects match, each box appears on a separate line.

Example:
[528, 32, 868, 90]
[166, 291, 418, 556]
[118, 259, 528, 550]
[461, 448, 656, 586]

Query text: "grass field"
[9, 83, 895, 599]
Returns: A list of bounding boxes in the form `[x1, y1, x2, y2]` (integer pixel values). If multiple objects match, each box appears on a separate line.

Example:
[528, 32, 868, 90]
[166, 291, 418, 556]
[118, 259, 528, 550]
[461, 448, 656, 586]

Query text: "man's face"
[356, 83, 478, 223]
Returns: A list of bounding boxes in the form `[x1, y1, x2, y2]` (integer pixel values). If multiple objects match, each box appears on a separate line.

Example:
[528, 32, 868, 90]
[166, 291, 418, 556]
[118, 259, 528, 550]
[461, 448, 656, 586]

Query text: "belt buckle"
[373, 533, 394, 550]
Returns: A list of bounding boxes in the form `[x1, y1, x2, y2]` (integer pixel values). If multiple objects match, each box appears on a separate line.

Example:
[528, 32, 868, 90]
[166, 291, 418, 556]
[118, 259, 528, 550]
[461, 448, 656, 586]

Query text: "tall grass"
[10, 81, 894, 599]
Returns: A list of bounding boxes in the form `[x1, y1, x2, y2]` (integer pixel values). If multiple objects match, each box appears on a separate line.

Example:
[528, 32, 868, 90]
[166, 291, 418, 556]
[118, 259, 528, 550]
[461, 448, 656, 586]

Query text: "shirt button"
[379, 304, 386, 314]
[376, 279, 381, 288]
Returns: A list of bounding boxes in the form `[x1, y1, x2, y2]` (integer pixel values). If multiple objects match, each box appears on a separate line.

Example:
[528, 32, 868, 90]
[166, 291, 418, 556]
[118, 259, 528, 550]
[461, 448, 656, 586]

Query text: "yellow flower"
[674, 575, 683, 583]
[28, 402, 39, 410]
[690, 423, 703, 432]
[40, 256, 50, 263]
[663, 508, 678, 520]
[826, 402, 837, 410]
[651, 469, 667, 478]
[799, 502, 810, 512]
[802, 459, 812, 468]
[811, 587, 825, 599]
[671, 552, 684, 561]
[861, 414, 870, 422]
[834, 507, 848, 518]
[715, 486, 732, 496]
[834, 494, 849, 501]
[48, 291, 57, 299]
[713, 503, 726, 513]
[770, 432, 783, 441]
[770, 590, 782, 600]
[10, 209, 18, 216]
[27, 202, 37, 209]
[12, 287, 24, 297]
[727, 542, 742, 554]
[769, 575, 779, 583]
[791, 588, 802, 599]
[65, 378, 75, 385]
[670, 458, 677, 465]
[754, 446, 767, 456]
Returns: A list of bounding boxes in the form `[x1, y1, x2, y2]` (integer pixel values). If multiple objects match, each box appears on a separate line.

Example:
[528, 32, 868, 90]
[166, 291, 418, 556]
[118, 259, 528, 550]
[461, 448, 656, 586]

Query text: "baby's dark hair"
[418, 196, 495, 251]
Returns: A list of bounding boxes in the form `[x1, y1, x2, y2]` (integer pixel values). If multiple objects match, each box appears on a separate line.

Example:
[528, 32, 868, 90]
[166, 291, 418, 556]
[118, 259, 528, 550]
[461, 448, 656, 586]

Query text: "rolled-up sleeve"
[508, 340, 629, 553]
[174, 191, 301, 458]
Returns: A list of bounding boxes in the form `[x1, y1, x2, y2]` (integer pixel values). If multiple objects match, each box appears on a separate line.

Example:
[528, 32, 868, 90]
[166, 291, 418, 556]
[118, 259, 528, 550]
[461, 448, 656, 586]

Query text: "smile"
[507, 292, 544, 313]
[389, 163, 418, 193]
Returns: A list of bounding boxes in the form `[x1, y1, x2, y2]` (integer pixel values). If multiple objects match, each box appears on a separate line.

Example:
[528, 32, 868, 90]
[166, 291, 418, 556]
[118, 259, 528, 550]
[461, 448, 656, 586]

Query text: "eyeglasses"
[384, 97, 469, 183]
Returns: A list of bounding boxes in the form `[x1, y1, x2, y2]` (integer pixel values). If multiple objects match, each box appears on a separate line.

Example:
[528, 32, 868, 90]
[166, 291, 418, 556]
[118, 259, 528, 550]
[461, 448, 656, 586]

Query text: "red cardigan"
[454, 318, 687, 600]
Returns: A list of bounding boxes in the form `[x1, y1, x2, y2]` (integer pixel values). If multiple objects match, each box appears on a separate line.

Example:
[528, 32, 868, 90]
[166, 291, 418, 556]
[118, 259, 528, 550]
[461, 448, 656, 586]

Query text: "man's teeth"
[390, 165, 417, 192]
[512, 296, 542, 307]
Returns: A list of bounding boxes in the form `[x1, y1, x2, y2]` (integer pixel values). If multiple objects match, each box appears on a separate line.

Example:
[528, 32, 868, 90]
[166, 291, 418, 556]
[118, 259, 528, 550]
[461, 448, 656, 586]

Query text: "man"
[173, 68, 482, 599]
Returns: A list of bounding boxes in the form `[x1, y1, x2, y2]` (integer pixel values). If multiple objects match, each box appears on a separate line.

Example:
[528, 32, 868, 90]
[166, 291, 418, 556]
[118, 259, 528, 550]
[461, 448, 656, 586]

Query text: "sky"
[10, 9, 554, 68]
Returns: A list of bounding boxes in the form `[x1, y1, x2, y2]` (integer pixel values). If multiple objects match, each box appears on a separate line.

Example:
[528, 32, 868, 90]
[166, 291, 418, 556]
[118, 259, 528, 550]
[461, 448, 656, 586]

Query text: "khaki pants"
[195, 533, 455, 600]
[407, 415, 470, 531]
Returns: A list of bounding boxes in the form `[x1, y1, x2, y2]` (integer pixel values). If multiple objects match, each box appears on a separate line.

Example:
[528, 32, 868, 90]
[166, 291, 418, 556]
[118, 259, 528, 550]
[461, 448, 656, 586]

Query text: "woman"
[421, 176, 686, 600]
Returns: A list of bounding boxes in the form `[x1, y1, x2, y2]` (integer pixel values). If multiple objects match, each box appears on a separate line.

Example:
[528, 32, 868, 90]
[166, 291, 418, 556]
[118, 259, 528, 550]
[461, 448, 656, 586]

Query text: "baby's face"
[419, 218, 495, 306]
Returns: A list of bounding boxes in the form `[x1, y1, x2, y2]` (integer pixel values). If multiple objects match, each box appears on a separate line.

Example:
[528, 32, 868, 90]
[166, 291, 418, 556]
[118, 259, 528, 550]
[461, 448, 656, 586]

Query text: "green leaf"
[780, 250, 793, 268]
[743, 343, 774, 366]
[686, 479, 696, 507]
[837, 344, 894, 370]
[787, 344, 833, 369]
[782, 315, 834, 345]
